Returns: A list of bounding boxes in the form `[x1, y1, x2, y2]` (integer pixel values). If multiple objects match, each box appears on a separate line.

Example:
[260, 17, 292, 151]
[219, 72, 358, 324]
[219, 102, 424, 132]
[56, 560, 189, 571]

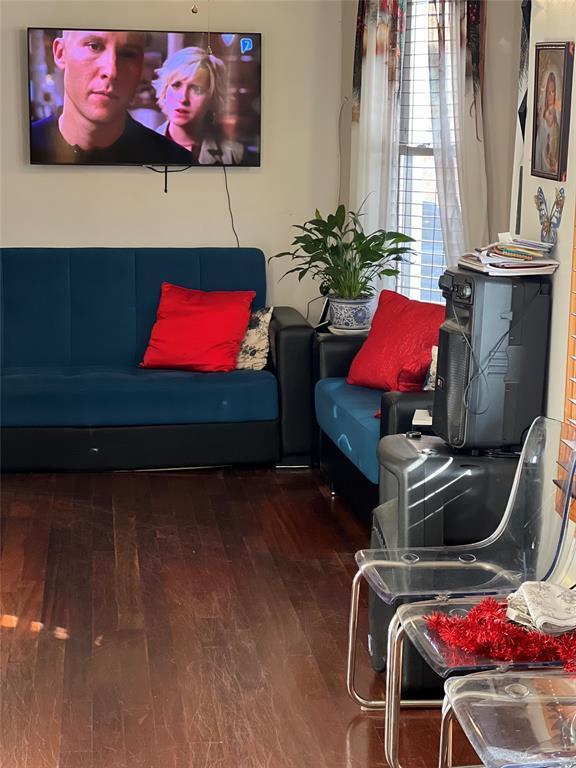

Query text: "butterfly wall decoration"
[534, 186, 565, 245]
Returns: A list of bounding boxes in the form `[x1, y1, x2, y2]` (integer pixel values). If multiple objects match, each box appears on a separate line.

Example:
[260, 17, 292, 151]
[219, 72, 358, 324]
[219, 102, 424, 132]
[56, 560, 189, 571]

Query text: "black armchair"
[313, 333, 434, 524]
[269, 307, 315, 467]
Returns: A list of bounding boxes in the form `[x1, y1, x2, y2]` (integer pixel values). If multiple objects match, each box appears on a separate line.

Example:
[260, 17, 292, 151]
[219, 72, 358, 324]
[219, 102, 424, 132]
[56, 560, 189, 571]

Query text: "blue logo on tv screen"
[240, 37, 253, 54]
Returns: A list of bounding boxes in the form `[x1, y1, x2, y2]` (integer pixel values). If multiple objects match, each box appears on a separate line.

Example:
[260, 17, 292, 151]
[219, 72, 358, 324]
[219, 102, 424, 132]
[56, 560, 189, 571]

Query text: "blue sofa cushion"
[315, 378, 382, 484]
[0, 248, 267, 369]
[2, 367, 278, 427]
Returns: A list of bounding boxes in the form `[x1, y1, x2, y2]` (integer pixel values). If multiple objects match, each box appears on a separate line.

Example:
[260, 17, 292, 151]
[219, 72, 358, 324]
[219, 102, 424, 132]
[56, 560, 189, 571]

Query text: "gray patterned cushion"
[236, 307, 273, 370]
[423, 345, 438, 391]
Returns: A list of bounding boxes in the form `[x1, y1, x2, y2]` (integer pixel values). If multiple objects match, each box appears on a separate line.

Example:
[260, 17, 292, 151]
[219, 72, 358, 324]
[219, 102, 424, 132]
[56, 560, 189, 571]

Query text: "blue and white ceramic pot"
[328, 296, 373, 330]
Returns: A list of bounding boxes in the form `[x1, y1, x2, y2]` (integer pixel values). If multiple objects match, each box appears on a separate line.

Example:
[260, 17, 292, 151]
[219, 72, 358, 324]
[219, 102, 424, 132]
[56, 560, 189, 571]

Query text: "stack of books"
[458, 235, 558, 277]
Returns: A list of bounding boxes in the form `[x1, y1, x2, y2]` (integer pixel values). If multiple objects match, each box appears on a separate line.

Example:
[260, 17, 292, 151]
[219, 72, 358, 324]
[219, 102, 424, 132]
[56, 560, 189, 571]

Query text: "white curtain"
[350, 1, 406, 237]
[428, 0, 489, 266]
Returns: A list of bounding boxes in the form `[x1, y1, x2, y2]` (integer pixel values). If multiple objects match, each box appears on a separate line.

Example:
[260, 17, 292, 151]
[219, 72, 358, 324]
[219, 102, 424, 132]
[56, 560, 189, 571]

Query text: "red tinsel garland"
[426, 597, 576, 672]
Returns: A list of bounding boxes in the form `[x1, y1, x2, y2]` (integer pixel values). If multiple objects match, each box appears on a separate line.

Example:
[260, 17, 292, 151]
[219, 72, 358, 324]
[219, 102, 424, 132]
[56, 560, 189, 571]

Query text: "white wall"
[338, 0, 356, 209]
[516, 0, 576, 418]
[0, 0, 345, 316]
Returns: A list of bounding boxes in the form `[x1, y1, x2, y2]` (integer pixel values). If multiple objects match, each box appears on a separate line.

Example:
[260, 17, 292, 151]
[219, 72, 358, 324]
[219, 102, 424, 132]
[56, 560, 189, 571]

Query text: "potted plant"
[271, 204, 414, 330]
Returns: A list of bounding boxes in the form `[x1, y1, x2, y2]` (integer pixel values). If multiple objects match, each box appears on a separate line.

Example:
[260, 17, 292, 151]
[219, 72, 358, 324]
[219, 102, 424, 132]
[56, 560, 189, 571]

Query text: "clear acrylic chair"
[386, 595, 576, 768]
[439, 668, 576, 768]
[346, 416, 576, 764]
[348, 417, 576, 708]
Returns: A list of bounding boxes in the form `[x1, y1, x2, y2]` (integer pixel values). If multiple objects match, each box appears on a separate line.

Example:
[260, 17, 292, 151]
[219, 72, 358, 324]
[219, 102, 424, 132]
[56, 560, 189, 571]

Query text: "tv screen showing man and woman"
[28, 28, 261, 166]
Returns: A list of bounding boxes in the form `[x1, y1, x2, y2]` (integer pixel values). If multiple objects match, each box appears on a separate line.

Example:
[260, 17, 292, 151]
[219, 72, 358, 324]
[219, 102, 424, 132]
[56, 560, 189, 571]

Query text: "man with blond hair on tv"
[31, 29, 193, 165]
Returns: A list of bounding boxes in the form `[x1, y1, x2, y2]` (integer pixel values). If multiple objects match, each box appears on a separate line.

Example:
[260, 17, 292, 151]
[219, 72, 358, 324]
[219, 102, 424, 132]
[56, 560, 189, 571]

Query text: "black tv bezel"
[27, 27, 262, 168]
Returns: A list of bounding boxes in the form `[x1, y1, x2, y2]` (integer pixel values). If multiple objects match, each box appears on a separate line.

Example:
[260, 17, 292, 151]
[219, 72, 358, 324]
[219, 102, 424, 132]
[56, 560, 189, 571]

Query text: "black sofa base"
[319, 432, 378, 528]
[1, 421, 280, 472]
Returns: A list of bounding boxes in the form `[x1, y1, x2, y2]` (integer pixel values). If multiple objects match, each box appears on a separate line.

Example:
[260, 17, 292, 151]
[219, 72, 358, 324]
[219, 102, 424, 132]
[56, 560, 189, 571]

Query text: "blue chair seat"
[2, 367, 278, 427]
[315, 378, 382, 484]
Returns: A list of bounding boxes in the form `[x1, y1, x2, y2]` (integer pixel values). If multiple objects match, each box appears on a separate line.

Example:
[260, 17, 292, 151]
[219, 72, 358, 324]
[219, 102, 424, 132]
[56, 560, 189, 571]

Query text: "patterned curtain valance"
[352, 0, 407, 122]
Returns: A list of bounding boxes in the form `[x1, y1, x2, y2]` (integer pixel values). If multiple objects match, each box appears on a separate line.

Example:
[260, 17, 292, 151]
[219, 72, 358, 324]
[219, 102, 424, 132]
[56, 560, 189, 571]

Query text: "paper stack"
[458, 233, 558, 277]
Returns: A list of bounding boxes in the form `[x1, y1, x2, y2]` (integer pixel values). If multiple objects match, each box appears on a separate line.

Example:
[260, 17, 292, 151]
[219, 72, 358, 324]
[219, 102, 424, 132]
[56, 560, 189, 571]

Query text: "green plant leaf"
[335, 204, 345, 230]
[268, 251, 293, 262]
[272, 204, 412, 298]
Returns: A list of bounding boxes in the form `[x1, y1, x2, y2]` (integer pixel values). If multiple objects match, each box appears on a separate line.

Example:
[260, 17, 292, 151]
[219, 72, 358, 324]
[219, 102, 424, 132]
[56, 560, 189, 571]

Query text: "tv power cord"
[143, 158, 240, 248]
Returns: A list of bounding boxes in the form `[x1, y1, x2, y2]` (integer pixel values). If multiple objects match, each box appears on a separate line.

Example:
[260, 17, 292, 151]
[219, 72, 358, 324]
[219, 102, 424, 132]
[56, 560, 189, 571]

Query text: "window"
[395, 0, 445, 303]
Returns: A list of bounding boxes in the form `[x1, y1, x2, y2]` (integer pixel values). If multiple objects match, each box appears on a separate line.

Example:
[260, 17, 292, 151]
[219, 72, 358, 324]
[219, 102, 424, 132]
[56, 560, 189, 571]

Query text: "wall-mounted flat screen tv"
[28, 28, 261, 166]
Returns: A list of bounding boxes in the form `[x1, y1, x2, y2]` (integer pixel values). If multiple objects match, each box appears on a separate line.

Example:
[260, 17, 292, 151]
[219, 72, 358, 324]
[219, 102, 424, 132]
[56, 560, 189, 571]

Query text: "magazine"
[458, 252, 558, 277]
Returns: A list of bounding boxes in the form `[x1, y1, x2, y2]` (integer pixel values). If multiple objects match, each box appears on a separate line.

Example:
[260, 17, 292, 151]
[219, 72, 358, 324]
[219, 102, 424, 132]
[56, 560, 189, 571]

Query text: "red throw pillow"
[347, 290, 445, 392]
[140, 283, 255, 372]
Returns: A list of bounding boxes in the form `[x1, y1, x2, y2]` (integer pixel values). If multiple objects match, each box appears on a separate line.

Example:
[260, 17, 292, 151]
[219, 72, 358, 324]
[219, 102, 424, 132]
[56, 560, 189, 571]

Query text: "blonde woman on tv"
[152, 46, 244, 165]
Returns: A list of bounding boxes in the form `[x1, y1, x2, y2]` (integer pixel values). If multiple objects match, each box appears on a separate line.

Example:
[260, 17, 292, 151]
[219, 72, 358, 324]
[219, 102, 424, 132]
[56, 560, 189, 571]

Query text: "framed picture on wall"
[531, 41, 574, 182]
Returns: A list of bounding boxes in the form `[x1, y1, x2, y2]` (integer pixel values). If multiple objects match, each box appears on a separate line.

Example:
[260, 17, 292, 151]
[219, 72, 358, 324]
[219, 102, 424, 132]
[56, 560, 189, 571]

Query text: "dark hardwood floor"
[1, 468, 478, 767]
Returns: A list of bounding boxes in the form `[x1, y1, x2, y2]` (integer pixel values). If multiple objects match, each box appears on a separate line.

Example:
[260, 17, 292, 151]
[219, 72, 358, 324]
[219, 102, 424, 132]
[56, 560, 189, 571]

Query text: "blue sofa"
[1, 247, 314, 471]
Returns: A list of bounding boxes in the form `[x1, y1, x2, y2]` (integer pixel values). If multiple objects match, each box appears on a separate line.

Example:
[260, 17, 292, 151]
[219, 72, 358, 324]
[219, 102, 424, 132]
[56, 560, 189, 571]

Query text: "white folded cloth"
[506, 581, 576, 636]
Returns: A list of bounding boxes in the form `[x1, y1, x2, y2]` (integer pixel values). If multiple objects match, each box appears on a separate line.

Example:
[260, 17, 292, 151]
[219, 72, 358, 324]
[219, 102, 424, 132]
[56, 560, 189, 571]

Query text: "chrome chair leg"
[384, 612, 404, 767]
[438, 698, 454, 768]
[346, 570, 387, 709]
[346, 573, 444, 712]
[383, 613, 444, 768]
